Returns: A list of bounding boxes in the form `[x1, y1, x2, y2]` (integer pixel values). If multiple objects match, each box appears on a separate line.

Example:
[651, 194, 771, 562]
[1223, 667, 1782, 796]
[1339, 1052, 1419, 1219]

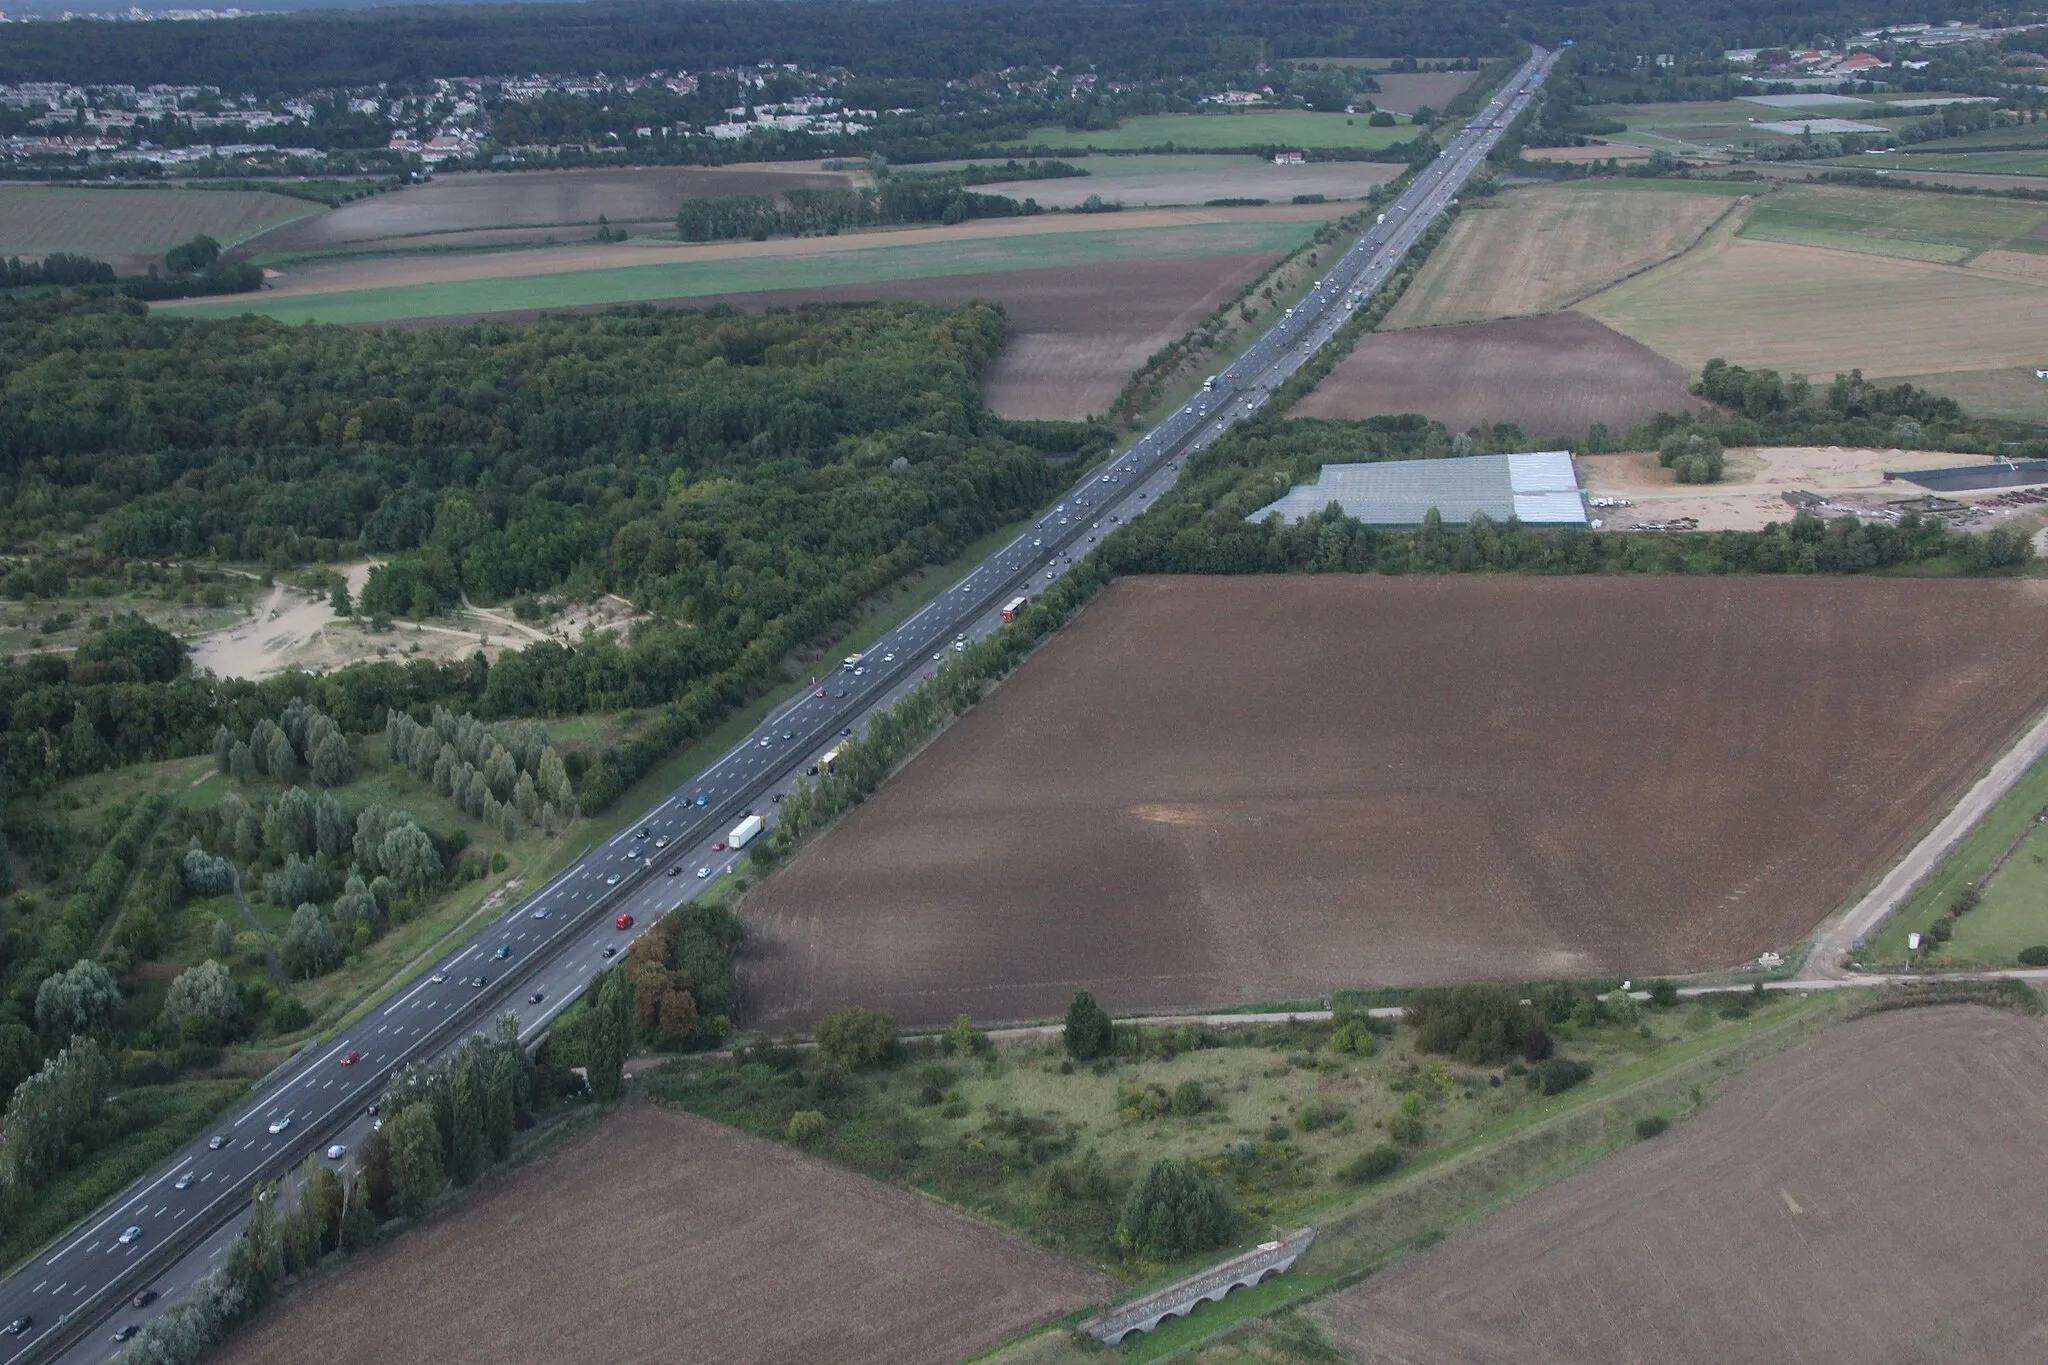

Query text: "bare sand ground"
[1579, 446, 2007, 531]
[247, 202, 1343, 301]
[189, 567, 640, 681]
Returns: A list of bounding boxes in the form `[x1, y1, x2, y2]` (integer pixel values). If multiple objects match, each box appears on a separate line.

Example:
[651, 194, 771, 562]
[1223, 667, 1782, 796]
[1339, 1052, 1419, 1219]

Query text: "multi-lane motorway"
[5, 45, 1551, 1365]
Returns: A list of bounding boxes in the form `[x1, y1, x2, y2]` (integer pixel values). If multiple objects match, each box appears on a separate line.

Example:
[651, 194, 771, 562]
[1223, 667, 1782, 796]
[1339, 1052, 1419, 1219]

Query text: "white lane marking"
[45, 1156, 191, 1265]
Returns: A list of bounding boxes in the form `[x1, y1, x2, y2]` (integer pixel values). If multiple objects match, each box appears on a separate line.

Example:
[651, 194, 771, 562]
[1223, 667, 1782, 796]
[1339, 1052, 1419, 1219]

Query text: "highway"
[6, 45, 1552, 1365]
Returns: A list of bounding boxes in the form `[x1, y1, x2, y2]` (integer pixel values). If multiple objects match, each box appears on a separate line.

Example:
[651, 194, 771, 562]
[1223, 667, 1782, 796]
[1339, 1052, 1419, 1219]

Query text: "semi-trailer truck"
[728, 814, 766, 849]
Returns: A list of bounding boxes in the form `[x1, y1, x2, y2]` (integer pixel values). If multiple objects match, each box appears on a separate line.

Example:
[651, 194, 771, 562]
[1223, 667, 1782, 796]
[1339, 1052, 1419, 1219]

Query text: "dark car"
[493, 944, 511, 960]
[113, 1326, 139, 1342]
[601, 946, 618, 959]
[4, 1316, 29, 1335]
[666, 865, 681, 876]
[528, 990, 545, 1004]
[131, 1290, 157, 1310]
[470, 975, 488, 988]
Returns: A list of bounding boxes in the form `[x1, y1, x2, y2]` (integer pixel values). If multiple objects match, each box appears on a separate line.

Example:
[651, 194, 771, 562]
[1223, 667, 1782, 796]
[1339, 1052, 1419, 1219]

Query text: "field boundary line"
[1550, 183, 1759, 314]
[1808, 700, 2048, 975]
[1570, 186, 1755, 326]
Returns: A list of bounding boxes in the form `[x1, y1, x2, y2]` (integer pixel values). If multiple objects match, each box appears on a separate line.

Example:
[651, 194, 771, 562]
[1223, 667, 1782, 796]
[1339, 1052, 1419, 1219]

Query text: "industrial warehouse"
[1248, 450, 1590, 527]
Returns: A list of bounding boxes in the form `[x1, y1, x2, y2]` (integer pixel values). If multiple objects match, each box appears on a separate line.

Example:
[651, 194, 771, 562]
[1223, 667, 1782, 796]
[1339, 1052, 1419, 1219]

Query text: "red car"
[712, 841, 726, 852]
[338, 1050, 362, 1066]
[615, 913, 635, 930]
[815, 688, 826, 697]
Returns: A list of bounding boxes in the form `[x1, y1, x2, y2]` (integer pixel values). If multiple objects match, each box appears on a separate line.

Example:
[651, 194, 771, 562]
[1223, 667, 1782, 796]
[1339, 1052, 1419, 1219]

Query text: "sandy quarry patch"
[1578, 445, 2009, 531]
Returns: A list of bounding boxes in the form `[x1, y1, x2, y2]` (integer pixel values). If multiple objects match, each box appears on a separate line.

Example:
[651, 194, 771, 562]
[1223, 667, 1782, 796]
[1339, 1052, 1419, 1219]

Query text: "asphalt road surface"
[7, 47, 1554, 1365]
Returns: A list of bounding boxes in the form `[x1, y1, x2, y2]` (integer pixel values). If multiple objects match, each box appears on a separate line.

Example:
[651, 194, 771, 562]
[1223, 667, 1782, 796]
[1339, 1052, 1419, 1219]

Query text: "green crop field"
[0, 185, 323, 259]
[161, 217, 1323, 324]
[1015, 110, 1413, 151]
[1736, 182, 2048, 263]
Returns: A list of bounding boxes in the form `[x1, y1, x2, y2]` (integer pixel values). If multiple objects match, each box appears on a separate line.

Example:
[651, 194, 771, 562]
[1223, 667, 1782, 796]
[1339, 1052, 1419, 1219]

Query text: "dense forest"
[0, 0, 1992, 92]
[675, 175, 1044, 242]
[0, 297, 1103, 806]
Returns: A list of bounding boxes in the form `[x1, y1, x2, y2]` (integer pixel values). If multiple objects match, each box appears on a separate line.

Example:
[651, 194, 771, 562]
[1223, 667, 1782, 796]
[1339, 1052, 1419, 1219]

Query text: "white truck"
[841, 653, 862, 670]
[728, 814, 766, 849]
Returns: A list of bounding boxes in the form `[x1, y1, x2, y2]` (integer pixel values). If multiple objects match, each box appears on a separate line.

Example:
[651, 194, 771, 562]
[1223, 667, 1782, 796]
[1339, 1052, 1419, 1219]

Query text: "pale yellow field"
[1384, 183, 1747, 328]
[1580, 232, 2048, 381]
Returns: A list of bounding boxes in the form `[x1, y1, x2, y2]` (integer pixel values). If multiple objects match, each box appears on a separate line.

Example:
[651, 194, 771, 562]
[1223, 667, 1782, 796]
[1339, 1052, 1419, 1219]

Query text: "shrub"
[1296, 1098, 1346, 1133]
[1386, 1111, 1426, 1145]
[1407, 985, 1535, 1065]
[2018, 945, 2048, 967]
[787, 1109, 826, 1144]
[1117, 1158, 1234, 1260]
[1063, 989, 1113, 1060]
[1646, 979, 1680, 1008]
[1521, 1026, 1554, 1062]
[813, 1006, 895, 1068]
[1330, 1017, 1377, 1054]
[1170, 1080, 1207, 1117]
[1342, 1145, 1403, 1184]
[1527, 1056, 1593, 1095]
[1634, 1115, 1670, 1139]
[1928, 918, 1953, 944]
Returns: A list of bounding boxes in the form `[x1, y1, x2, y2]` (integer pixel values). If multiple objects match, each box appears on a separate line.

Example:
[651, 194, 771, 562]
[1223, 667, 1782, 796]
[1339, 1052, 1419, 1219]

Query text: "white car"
[118, 1227, 141, 1245]
[324, 1144, 346, 1161]
[268, 1117, 291, 1136]
[696, 866, 711, 879]
[429, 972, 447, 984]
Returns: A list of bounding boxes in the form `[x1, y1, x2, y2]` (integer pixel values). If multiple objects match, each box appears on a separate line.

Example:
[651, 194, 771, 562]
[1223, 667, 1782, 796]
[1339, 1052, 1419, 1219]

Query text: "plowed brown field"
[211, 1104, 1109, 1365]
[742, 576, 2048, 1032]
[1290, 313, 1699, 441]
[1320, 1005, 2048, 1364]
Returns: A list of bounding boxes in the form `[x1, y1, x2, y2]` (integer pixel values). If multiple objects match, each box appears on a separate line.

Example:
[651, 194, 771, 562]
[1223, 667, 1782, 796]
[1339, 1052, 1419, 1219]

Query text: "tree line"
[676, 176, 1043, 242]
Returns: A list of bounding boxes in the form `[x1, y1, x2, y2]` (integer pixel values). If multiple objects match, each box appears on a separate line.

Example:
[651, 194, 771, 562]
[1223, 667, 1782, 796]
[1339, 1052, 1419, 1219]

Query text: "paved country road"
[8, 49, 1559, 1365]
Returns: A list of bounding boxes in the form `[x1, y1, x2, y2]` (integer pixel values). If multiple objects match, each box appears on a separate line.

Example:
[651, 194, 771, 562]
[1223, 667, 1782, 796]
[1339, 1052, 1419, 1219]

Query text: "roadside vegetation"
[645, 979, 1819, 1283]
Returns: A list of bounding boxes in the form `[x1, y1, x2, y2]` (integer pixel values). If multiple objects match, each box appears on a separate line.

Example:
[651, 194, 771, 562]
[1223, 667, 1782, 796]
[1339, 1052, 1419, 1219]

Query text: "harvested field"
[165, 204, 1336, 324]
[741, 576, 2048, 1032]
[1893, 365, 2048, 424]
[973, 153, 1399, 208]
[1736, 182, 2048, 264]
[1516, 143, 1653, 163]
[0, 185, 321, 273]
[1362, 70, 1479, 115]
[1015, 110, 1413, 152]
[1581, 233, 2048, 382]
[248, 164, 856, 257]
[1384, 182, 1748, 328]
[1319, 1006, 2048, 1365]
[211, 1104, 1109, 1365]
[1290, 313, 1698, 441]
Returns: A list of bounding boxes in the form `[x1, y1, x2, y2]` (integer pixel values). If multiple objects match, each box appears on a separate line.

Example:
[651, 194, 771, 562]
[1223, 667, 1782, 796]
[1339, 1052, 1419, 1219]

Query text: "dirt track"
[1291, 313, 1698, 442]
[210, 1104, 1108, 1365]
[1320, 1006, 2048, 1364]
[741, 576, 2048, 1031]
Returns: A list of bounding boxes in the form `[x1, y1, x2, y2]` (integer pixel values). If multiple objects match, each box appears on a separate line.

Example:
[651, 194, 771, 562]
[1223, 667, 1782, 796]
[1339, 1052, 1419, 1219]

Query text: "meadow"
[0, 185, 322, 266]
[1736, 182, 2048, 263]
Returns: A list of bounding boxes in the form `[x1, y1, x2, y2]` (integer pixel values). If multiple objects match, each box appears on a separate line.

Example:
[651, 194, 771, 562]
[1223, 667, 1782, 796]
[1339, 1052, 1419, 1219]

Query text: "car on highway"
[666, 865, 681, 876]
[815, 688, 826, 697]
[470, 975, 488, 988]
[208, 1135, 228, 1150]
[601, 946, 618, 959]
[118, 1226, 142, 1245]
[324, 1144, 346, 1160]
[494, 944, 511, 960]
[4, 1317, 29, 1336]
[267, 1117, 290, 1135]
[770, 792, 783, 803]
[696, 866, 711, 878]
[113, 1325, 139, 1342]
[654, 835, 668, 848]
[529, 990, 545, 1004]
[757, 737, 772, 748]
[130, 1290, 157, 1309]
[625, 845, 640, 859]
[339, 1049, 362, 1066]
[531, 907, 549, 919]
[712, 840, 726, 851]
[694, 794, 707, 806]
[952, 641, 965, 652]
[175, 1172, 194, 1190]
[782, 730, 795, 740]
[615, 913, 634, 930]
[429, 972, 448, 984]
[605, 873, 619, 886]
